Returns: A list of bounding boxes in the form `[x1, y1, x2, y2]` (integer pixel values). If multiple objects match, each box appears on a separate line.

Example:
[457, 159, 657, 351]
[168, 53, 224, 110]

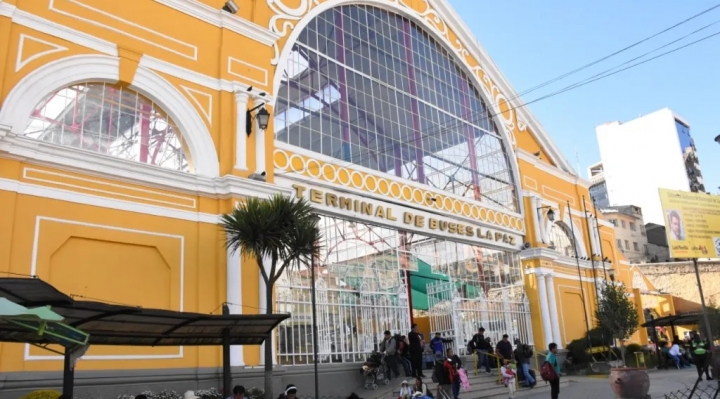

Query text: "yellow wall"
[0, 0, 633, 374]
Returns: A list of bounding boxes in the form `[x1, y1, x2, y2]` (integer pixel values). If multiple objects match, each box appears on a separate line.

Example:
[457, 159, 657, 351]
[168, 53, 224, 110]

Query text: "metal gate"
[427, 281, 534, 354]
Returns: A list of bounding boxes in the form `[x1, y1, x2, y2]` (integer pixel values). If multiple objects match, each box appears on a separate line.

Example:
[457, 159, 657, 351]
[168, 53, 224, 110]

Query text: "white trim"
[0, 136, 289, 199]
[152, 0, 280, 46]
[545, 273, 563, 349]
[22, 167, 197, 209]
[519, 247, 595, 269]
[276, 141, 523, 222]
[525, 267, 605, 285]
[517, 150, 590, 188]
[535, 270, 553, 347]
[25, 216, 184, 361]
[181, 85, 214, 126]
[2, 7, 274, 100]
[49, 0, 197, 60]
[268, 0, 526, 222]
[226, 244, 244, 366]
[426, 0, 574, 174]
[228, 56, 269, 86]
[9, 7, 119, 56]
[255, 118, 267, 175]
[15, 33, 68, 72]
[0, 176, 219, 224]
[234, 91, 250, 171]
[0, 54, 221, 177]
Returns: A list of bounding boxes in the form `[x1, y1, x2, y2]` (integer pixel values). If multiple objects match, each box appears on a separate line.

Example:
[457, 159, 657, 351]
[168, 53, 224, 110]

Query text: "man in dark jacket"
[471, 327, 492, 374]
[513, 342, 535, 387]
[433, 354, 454, 399]
[408, 324, 426, 378]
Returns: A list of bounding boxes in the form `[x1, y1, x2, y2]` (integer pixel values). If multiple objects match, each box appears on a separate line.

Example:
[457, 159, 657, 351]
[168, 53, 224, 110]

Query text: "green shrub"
[625, 343, 643, 354]
[566, 338, 591, 366]
[19, 390, 60, 399]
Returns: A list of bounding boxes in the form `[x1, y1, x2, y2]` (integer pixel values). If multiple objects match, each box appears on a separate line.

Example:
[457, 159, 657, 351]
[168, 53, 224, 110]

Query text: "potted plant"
[596, 282, 647, 399]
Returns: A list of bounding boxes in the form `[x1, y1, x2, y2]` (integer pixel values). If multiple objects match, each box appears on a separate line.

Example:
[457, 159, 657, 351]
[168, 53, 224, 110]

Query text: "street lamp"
[310, 214, 321, 399]
[246, 104, 271, 135]
[715, 134, 720, 145]
[537, 206, 555, 222]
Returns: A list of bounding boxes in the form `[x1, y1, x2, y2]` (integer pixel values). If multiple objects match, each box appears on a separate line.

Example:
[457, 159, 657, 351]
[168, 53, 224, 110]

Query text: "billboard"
[659, 188, 720, 258]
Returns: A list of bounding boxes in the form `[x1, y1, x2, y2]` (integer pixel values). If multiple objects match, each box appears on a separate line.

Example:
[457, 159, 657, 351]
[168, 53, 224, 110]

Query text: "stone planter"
[610, 368, 650, 399]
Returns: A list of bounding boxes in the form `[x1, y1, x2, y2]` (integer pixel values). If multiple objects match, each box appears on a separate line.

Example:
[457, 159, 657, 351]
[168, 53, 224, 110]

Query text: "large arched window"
[23, 83, 190, 172]
[547, 222, 576, 257]
[275, 5, 518, 211]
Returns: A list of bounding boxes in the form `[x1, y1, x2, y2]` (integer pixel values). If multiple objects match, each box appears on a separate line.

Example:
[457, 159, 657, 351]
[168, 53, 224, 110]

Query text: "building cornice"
[519, 247, 598, 269]
[517, 149, 590, 188]
[153, 0, 281, 46]
[0, 133, 291, 200]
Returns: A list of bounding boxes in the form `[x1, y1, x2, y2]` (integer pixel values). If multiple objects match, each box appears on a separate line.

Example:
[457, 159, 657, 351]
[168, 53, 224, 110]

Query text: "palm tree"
[221, 194, 321, 399]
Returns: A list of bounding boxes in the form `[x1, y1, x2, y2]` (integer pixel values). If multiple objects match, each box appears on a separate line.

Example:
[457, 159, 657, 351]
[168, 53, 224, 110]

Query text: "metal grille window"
[275, 215, 527, 365]
[23, 83, 190, 172]
[547, 222, 576, 257]
[275, 5, 519, 212]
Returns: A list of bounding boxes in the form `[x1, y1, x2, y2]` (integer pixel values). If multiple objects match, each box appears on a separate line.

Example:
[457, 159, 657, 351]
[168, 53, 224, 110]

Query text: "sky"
[448, 0, 720, 192]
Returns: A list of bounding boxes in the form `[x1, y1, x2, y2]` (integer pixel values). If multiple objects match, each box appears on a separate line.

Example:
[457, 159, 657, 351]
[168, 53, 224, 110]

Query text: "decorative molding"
[0, 136, 292, 201]
[15, 33, 68, 72]
[180, 85, 214, 126]
[266, 0, 526, 219]
[49, 0, 197, 60]
[228, 56, 269, 86]
[152, 0, 280, 46]
[519, 247, 595, 269]
[25, 216, 184, 361]
[525, 267, 606, 284]
[0, 53, 221, 177]
[275, 142, 525, 234]
[518, 149, 590, 188]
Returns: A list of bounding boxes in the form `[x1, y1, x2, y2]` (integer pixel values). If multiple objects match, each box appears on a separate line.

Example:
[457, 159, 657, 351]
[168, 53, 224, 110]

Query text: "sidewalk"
[514, 369, 714, 399]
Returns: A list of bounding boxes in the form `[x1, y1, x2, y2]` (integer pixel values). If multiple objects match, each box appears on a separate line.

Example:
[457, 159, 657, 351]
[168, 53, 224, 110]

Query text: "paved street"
[514, 369, 716, 399]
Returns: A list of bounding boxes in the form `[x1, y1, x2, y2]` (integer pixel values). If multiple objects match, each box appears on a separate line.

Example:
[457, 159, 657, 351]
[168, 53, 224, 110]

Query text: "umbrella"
[0, 297, 64, 321]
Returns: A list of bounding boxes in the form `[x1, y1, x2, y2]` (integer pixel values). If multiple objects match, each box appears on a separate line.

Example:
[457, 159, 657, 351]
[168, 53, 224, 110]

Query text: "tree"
[221, 194, 321, 399]
[595, 282, 640, 366]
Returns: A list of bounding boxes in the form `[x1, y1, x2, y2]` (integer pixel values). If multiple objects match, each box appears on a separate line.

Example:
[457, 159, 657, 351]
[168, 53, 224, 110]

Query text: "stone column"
[234, 91, 250, 171]
[226, 244, 244, 366]
[536, 271, 553, 347]
[531, 196, 542, 244]
[545, 273, 563, 349]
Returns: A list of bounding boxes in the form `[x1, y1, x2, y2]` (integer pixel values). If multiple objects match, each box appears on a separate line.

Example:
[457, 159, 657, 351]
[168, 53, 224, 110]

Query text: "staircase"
[371, 358, 568, 399]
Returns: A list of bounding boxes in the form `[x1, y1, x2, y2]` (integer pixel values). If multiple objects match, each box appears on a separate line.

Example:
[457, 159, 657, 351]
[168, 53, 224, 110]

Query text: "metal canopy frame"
[0, 278, 290, 397]
[640, 312, 704, 328]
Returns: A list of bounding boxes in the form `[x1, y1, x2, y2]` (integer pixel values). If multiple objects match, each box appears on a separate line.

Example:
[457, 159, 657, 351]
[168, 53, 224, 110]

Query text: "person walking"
[495, 334, 513, 361]
[689, 331, 712, 381]
[471, 327, 492, 374]
[544, 343, 561, 399]
[409, 324, 426, 378]
[500, 359, 516, 399]
[514, 342, 536, 387]
[381, 330, 402, 380]
[433, 353, 454, 399]
[447, 348, 462, 399]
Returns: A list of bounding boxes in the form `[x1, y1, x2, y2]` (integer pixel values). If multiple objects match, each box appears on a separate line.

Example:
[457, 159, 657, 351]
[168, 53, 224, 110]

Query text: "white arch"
[269, 0, 524, 216]
[0, 54, 220, 177]
[544, 217, 589, 259]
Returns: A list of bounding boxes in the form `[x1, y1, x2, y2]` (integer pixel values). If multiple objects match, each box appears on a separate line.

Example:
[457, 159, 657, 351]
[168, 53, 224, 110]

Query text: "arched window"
[275, 5, 518, 211]
[547, 222, 576, 257]
[23, 83, 190, 172]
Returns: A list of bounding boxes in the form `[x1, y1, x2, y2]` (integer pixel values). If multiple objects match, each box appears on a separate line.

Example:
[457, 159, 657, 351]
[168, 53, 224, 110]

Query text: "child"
[399, 380, 413, 399]
[500, 359, 516, 399]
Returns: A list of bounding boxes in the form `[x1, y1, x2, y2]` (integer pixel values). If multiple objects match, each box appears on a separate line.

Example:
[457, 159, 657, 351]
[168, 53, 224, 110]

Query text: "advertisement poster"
[658, 188, 720, 258]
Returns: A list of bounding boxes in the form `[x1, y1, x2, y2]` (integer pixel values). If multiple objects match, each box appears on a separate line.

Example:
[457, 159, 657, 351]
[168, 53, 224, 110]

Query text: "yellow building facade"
[0, 0, 634, 393]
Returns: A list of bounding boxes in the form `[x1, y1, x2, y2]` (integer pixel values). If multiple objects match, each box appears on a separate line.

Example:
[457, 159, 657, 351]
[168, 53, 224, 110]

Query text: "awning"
[0, 278, 289, 346]
[640, 312, 703, 328]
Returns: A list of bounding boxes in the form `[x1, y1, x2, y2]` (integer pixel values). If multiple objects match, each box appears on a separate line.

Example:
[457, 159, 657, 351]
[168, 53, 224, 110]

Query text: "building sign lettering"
[292, 184, 518, 247]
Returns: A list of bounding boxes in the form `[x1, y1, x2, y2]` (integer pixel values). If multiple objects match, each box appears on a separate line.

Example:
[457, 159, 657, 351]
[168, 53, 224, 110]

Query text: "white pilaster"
[234, 91, 250, 171]
[254, 98, 268, 175]
[531, 196, 542, 244]
[226, 245, 244, 366]
[535, 272, 553, 348]
[545, 273, 563, 349]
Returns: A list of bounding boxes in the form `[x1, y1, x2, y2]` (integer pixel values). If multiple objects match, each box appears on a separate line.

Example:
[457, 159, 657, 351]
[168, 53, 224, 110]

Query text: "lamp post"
[311, 214, 321, 399]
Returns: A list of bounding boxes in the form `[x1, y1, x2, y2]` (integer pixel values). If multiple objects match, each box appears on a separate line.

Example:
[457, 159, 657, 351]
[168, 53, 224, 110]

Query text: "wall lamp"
[715, 134, 720, 145]
[246, 104, 270, 136]
[537, 206, 555, 222]
[222, 0, 239, 14]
